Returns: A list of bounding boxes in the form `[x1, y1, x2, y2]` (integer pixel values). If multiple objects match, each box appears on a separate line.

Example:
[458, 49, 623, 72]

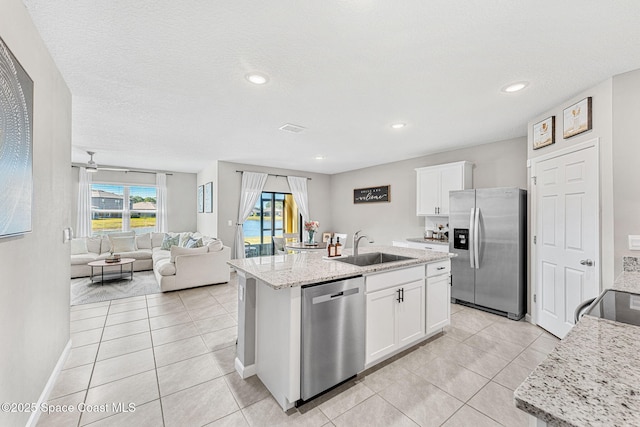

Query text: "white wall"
[216, 161, 332, 255]
[612, 69, 640, 273]
[197, 161, 218, 237]
[70, 169, 197, 234]
[330, 137, 528, 247]
[527, 79, 615, 286]
[0, 1, 72, 425]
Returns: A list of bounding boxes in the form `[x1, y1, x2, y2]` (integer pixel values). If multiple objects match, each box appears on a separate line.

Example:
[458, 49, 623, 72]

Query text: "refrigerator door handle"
[474, 208, 480, 269]
[469, 208, 475, 268]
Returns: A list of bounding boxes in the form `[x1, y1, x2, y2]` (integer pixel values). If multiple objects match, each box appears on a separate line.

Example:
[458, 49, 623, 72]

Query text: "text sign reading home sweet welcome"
[353, 185, 390, 204]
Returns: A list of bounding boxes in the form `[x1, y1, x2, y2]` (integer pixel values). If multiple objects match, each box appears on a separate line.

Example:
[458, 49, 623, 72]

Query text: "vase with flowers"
[304, 220, 320, 245]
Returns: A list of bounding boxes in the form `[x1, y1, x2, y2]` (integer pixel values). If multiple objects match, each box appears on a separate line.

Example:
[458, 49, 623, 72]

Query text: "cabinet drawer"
[366, 265, 424, 293]
[426, 260, 450, 277]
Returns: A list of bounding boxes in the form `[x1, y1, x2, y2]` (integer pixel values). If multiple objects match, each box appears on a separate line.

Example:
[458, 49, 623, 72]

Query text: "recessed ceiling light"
[245, 72, 269, 85]
[315, 155, 325, 160]
[391, 123, 406, 129]
[502, 81, 529, 93]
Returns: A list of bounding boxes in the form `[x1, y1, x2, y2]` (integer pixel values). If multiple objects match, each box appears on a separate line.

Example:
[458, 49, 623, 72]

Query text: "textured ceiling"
[22, 1, 640, 174]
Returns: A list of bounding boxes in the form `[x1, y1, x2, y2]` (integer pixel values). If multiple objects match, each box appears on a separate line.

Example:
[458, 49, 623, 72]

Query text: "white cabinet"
[365, 266, 425, 365]
[426, 260, 451, 335]
[416, 161, 473, 216]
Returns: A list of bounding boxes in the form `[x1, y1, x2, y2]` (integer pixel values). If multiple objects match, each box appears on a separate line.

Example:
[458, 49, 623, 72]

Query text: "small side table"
[87, 258, 135, 285]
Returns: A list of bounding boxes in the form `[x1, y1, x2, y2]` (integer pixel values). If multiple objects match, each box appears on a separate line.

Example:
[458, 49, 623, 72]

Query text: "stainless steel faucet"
[353, 230, 374, 257]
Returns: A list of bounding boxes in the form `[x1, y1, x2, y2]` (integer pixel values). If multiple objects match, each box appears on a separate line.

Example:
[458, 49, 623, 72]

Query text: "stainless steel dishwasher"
[300, 276, 365, 402]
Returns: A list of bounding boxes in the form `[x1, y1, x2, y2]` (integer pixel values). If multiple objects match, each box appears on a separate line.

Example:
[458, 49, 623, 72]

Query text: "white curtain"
[156, 173, 168, 232]
[235, 172, 268, 259]
[76, 167, 92, 238]
[287, 176, 310, 222]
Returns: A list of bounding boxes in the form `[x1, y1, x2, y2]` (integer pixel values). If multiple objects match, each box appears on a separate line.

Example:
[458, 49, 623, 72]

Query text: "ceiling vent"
[279, 123, 306, 134]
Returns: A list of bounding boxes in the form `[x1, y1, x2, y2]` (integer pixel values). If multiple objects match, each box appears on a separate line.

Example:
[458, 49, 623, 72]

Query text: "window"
[91, 183, 157, 235]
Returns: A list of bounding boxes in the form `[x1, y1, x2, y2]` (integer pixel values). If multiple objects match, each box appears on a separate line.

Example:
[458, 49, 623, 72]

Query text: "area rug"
[70, 271, 161, 306]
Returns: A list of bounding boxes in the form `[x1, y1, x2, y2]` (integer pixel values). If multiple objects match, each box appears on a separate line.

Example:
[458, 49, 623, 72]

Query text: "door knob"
[580, 259, 594, 267]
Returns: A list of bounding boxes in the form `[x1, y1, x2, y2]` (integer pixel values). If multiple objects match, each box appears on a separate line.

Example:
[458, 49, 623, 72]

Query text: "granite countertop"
[227, 245, 452, 289]
[406, 237, 449, 245]
[514, 271, 640, 426]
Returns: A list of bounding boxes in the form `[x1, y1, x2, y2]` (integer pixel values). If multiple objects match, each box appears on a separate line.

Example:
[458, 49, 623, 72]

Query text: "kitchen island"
[228, 245, 452, 410]
[514, 269, 640, 426]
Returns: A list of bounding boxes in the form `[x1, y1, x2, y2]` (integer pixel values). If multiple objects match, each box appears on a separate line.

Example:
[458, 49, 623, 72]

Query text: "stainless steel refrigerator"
[449, 187, 526, 320]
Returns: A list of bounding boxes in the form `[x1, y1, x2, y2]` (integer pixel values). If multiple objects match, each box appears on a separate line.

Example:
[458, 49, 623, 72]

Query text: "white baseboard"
[25, 339, 72, 427]
[234, 357, 256, 379]
[525, 313, 533, 324]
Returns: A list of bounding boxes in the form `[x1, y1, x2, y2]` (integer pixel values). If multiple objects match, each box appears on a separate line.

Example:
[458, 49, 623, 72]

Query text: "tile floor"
[39, 274, 559, 426]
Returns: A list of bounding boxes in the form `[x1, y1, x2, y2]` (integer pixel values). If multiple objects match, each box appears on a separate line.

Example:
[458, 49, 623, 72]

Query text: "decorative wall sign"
[533, 116, 555, 150]
[0, 37, 34, 238]
[197, 185, 204, 213]
[563, 97, 592, 139]
[204, 182, 213, 213]
[353, 185, 390, 204]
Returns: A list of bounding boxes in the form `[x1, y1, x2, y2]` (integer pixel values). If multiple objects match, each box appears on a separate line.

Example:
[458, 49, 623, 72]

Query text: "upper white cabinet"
[416, 161, 473, 216]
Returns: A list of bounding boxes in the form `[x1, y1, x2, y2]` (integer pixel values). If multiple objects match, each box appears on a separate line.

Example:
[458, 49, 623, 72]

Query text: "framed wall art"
[0, 37, 34, 238]
[197, 185, 204, 213]
[353, 185, 390, 204]
[533, 116, 555, 150]
[563, 97, 592, 139]
[204, 181, 213, 213]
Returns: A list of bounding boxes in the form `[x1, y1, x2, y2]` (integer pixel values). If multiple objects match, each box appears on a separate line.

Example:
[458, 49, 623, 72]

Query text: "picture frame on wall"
[197, 185, 204, 213]
[563, 97, 592, 139]
[0, 36, 34, 238]
[533, 116, 555, 150]
[204, 181, 213, 213]
[353, 185, 390, 204]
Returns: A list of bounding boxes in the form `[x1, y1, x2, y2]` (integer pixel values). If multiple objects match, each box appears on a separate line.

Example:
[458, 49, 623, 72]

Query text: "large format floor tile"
[47, 277, 553, 427]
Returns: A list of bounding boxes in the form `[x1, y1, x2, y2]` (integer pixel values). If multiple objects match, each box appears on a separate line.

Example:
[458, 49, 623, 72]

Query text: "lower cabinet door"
[365, 286, 398, 365]
[426, 274, 451, 335]
[397, 280, 426, 347]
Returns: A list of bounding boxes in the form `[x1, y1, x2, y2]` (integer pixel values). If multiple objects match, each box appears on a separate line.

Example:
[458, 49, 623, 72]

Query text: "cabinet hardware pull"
[400, 287, 404, 302]
[437, 266, 445, 270]
[396, 289, 402, 303]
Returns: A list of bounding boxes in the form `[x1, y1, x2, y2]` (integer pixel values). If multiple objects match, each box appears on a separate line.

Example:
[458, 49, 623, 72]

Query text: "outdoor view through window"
[91, 183, 157, 235]
[243, 192, 299, 257]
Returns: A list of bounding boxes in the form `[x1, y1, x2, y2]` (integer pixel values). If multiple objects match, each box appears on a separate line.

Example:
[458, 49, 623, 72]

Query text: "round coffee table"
[87, 258, 135, 285]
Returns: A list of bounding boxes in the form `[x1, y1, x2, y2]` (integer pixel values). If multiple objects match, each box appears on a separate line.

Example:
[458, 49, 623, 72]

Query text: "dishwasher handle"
[312, 287, 360, 304]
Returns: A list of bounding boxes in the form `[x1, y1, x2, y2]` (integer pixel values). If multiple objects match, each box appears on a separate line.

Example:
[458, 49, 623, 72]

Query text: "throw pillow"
[184, 237, 203, 248]
[110, 236, 137, 253]
[86, 236, 102, 254]
[179, 232, 191, 247]
[70, 238, 88, 255]
[170, 245, 208, 263]
[161, 233, 180, 250]
[136, 232, 152, 249]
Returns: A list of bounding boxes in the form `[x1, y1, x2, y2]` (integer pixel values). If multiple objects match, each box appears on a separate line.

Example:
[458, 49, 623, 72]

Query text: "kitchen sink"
[333, 252, 415, 266]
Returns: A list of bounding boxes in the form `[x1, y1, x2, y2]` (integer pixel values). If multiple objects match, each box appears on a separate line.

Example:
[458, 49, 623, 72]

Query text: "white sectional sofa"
[70, 231, 231, 292]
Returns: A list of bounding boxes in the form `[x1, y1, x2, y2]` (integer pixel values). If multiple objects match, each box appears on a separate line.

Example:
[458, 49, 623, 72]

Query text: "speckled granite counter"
[228, 245, 451, 289]
[514, 270, 640, 426]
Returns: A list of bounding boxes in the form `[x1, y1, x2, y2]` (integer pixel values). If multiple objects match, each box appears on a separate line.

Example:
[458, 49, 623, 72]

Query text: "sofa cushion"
[170, 245, 208, 262]
[178, 232, 194, 247]
[101, 231, 135, 253]
[86, 236, 102, 254]
[99, 249, 152, 261]
[206, 238, 224, 252]
[110, 236, 137, 253]
[161, 234, 180, 250]
[70, 239, 88, 255]
[156, 259, 177, 276]
[136, 232, 152, 249]
[152, 248, 171, 264]
[184, 237, 203, 248]
[151, 232, 165, 248]
[71, 253, 99, 265]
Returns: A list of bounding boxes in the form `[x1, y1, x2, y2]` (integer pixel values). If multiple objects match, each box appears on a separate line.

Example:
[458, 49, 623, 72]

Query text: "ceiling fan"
[85, 151, 129, 173]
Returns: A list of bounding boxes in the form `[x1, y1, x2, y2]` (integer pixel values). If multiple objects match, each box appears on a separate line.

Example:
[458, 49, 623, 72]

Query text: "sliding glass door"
[243, 192, 299, 257]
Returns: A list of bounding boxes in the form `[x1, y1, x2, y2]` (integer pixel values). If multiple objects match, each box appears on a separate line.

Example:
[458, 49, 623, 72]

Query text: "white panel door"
[397, 280, 425, 347]
[365, 287, 398, 364]
[439, 165, 463, 215]
[535, 145, 599, 338]
[426, 274, 451, 335]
